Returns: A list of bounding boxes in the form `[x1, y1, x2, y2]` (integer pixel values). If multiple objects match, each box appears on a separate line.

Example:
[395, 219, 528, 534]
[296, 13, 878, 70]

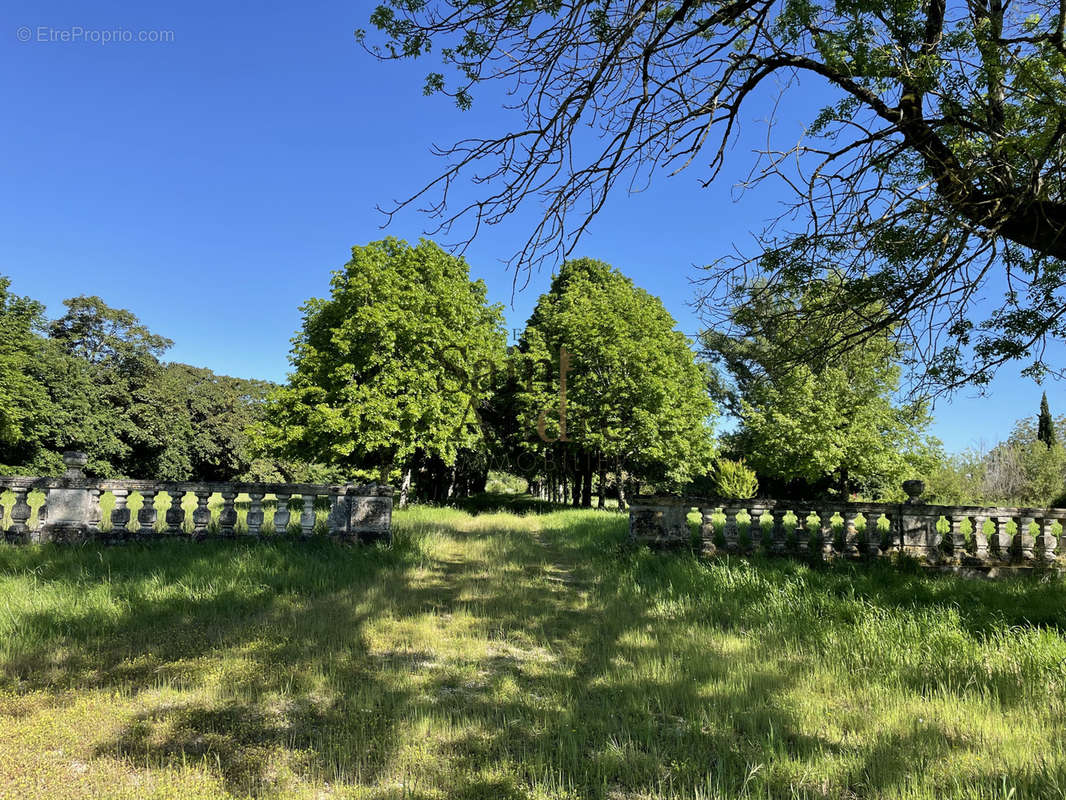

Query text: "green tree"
[705, 281, 937, 498]
[0, 277, 49, 450]
[515, 258, 715, 501]
[366, 0, 1066, 394]
[251, 238, 506, 504]
[1038, 392, 1057, 449]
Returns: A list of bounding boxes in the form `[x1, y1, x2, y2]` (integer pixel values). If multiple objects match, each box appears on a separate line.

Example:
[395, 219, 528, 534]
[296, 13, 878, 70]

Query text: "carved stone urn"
[902, 479, 925, 504]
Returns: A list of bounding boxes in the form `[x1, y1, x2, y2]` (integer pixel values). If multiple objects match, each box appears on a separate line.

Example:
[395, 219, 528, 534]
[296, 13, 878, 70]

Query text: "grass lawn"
[2, 505, 1066, 799]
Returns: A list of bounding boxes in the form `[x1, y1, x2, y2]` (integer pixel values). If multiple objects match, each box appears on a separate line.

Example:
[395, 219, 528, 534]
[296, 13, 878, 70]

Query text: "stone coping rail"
[0, 452, 393, 545]
[629, 486, 1066, 576]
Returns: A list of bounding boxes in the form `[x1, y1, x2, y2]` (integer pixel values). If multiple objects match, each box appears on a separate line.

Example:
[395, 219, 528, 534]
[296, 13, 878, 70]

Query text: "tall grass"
[0, 504, 1065, 798]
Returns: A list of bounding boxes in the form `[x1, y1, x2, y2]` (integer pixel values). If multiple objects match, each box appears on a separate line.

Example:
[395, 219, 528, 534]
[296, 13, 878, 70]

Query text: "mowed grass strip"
[0, 505, 1065, 799]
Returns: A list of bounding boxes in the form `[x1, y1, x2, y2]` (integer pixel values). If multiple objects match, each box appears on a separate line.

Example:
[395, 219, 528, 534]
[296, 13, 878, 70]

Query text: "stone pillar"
[40, 451, 93, 543]
[900, 506, 939, 561]
[273, 493, 291, 536]
[349, 485, 393, 544]
[326, 487, 350, 537]
[988, 516, 1010, 562]
[191, 489, 212, 539]
[628, 496, 690, 549]
[165, 491, 187, 536]
[747, 504, 767, 553]
[246, 492, 265, 538]
[794, 510, 811, 554]
[110, 490, 131, 543]
[300, 493, 317, 538]
[137, 489, 158, 538]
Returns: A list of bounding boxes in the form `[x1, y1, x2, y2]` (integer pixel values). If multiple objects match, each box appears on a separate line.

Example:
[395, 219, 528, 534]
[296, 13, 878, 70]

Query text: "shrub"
[712, 457, 758, 499]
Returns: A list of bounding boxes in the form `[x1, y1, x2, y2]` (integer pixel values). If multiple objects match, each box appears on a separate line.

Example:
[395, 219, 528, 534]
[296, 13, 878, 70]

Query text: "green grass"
[2, 505, 1066, 798]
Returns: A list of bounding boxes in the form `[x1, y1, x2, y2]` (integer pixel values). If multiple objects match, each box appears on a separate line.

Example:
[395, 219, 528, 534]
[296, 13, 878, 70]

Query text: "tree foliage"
[251, 238, 507, 484]
[1038, 391, 1057, 448]
[513, 257, 716, 496]
[704, 281, 937, 497]
[365, 0, 1066, 393]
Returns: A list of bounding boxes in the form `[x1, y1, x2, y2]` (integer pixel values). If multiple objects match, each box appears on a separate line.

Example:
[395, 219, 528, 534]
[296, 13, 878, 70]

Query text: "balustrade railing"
[0, 453, 392, 545]
[630, 485, 1066, 573]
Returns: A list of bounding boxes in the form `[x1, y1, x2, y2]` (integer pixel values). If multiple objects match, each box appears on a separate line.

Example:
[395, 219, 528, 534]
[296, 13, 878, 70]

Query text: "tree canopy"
[364, 0, 1066, 394]
[250, 238, 507, 489]
[514, 257, 716, 497]
[704, 280, 938, 497]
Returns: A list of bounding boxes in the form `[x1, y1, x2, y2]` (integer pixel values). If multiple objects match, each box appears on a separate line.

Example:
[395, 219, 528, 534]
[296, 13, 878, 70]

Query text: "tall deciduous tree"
[365, 0, 1066, 394]
[704, 281, 937, 498]
[515, 258, 716, 500]
[251, 238, 506, 503]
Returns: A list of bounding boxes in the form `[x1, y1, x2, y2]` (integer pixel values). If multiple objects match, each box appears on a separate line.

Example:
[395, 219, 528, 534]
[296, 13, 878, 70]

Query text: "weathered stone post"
[699, 506, 717, 557]
[946, 514, 967, 564]
[349, 483, 393, 544]
[988, 516, 1011, 562]
[41, 452, 93, 543]
[1015, 515, 1036, 562]
[770, 507, 788, 554]
[722, 505, 741, 552]
[819, 510, 836, 560]
[843, 511, 860, 557]
[899, 481, 939, 562]
[971, 513, 989, 562]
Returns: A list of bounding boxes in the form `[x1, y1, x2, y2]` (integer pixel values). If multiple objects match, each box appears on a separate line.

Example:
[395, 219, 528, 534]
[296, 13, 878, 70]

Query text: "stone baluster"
[769, 508, 788, 553]
[165, 490, 186, 536]
[326, 486, 350, 538]
[794, 510, 810, 554]
[988, 516, 1009, 561]
[1058, 516, 1066, 561]
[0, 492, 6, 536]
[1036, 517, 1057, 562]
[843, 512, 860, 557]
[300, 493, 317, 538]
[192, 489, 212, 539]
[866, 512, 883, 558]
[218, 490, 238, 538]
[137, 489, 158, 538]
[722, 506, 740, 552]
[86, 488, 103, 537]
[747, 504, 765, 553]
[8, 488, 32, 543]
[1015, 515, 1036, 561]
[273, 492, 291, 536]
[110, 490, 131, 542]
[246, 492, 265, 538]
[947, 514, 967, 563]
[819, 510, 836, 559]
[699, 508, 717, 557]
[971, 514, 988, 561]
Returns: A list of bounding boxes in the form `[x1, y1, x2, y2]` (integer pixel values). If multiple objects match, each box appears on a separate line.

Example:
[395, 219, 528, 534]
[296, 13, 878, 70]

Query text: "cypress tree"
[1038, 392, 1056, 449]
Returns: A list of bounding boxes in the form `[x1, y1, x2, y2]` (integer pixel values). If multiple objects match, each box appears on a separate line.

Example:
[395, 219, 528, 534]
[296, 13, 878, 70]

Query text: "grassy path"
[1, 505, 1066, 798]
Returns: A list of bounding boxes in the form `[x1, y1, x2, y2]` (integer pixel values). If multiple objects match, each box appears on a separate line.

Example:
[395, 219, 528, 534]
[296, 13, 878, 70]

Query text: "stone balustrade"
[0, 452, 393, 545]
[629, 484, 1066, 576]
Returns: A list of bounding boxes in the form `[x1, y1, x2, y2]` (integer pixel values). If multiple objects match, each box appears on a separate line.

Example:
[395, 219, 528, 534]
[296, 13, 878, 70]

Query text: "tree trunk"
[597, 454, 606, 508]
[616, 461, 627, 511]
[399, 464, 412, 508]
[582, 453, 593, 508]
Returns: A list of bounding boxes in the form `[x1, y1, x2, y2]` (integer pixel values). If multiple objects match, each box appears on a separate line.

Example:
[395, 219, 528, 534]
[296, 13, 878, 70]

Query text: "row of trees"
[252, 238, 941, 505]
[0, 280, 281, 481]
[12, 239, 1049, 507]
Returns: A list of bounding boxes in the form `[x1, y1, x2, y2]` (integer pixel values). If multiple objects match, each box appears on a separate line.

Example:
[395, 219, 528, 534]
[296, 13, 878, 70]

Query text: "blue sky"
[2, 0, 1060, 454]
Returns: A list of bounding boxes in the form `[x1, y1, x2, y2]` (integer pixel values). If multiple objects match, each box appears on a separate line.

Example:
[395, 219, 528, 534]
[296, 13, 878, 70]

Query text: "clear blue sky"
[2, 0, 1060, 454]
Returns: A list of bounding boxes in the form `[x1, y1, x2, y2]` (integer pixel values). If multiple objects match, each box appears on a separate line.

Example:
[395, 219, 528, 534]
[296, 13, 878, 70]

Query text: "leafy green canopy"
[365, 0, 1066, 395]
[251, 238, 507, 480]
[515, 257, 716, 489]
[704, 281, 938, 497]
